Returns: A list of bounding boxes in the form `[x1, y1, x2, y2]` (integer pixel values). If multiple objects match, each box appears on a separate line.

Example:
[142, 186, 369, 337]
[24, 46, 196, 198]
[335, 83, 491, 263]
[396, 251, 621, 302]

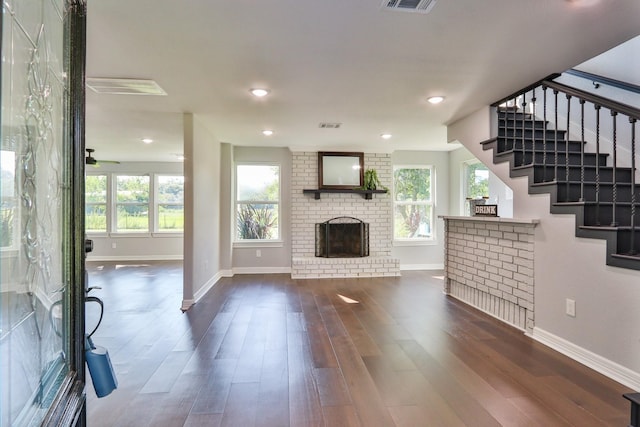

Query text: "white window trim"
[86, 172, 184, 237]
[234, 162, 281, 243]
[154, 174, 185, 233]
[392, 164, 436, 244]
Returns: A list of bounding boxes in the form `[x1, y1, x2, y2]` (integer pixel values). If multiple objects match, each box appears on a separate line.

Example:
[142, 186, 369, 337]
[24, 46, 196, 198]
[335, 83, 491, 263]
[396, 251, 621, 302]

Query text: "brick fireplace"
[291, 152, 400, 279]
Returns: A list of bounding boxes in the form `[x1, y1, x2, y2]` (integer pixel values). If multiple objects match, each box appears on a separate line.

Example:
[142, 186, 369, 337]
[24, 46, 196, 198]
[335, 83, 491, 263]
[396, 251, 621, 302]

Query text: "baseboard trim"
[181, 299, 195, 312]
[232, 267, 291, 275]
[219, 269, 234, 278]
[86, 255, 183, 262]
[531, 326, 640, 391]
[400, 263, 444, 271]
[193, 272, 222, 303]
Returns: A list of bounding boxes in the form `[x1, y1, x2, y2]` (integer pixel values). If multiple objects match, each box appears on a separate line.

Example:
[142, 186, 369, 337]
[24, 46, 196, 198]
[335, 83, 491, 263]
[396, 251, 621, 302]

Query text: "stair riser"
[556, 184, 639, 203]
[583, 205, 635, 227]
[533, 167, 633, 183]
[616, 229, 640, 255]
[497, 111, 533, 120]
[497, 138, 583, 153]
[499, 128, 567, 139]
[512, 152, 607, 167]
[498, 119, 546, 130]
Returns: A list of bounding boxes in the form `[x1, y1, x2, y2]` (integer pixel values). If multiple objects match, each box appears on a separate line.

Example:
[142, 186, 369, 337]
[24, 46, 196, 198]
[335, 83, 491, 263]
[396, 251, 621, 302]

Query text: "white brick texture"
[443, 218, 536, 333]
[291, 152, 400, 279]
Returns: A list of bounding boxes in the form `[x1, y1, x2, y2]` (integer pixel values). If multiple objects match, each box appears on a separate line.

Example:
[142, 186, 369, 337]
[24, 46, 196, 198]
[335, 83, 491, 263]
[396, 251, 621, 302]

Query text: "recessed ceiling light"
[250, 88, 270, 97]
[142, 138, 153, 144]
[380, 133, 392, 140]
[427, 96, 445, 104]
[262, 130, 274, 136]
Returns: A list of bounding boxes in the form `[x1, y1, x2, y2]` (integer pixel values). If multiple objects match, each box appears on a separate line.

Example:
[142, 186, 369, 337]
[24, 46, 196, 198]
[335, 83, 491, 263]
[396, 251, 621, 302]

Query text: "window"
[393, 166, 434, 240]
[116, 175, 150, 232]
[1, 150, 17, 249]
[235, 164, 279, 241]
[85, 174, 108, 233]
[156, 175, 184, 232]
[464, 161, 489, 215]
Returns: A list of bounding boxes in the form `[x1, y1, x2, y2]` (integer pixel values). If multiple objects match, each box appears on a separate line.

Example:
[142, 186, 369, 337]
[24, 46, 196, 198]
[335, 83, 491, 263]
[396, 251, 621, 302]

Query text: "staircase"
[481, 78, 640, 271]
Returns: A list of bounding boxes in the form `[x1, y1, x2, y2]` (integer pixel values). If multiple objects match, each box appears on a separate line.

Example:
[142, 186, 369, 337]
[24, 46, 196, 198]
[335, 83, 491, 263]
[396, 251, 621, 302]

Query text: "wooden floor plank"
[86, 264, 633, 427]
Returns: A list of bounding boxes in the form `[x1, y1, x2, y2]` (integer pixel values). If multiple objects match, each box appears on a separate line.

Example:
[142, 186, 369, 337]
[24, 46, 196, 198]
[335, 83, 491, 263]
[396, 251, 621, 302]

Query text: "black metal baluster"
[611, 111, 618, 227]
[554, 90, 559, 182]
[531, 89, 537, 168]
[595, 105, 601, 225]
[543, 86, 548, 181]
[579, 100, 585, 202]
[565, 95, 572, 199]
[521, 93, 527, 166]
[630, 117, 637, 255]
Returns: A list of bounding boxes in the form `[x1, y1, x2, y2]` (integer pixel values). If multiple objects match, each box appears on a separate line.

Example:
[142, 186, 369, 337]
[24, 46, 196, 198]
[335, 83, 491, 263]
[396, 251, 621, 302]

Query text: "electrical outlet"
[566, 298, 576, 317]
[256, 249, 261, 258]
[111, 242, 117, 249]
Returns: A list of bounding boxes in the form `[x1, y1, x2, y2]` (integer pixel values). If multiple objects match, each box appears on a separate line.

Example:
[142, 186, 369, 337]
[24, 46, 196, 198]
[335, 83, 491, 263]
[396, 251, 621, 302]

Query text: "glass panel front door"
[1, 0, 82, 425]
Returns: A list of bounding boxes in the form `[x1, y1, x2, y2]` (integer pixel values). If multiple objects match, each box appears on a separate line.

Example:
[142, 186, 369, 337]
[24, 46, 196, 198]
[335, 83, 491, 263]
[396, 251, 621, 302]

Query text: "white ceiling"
[85, 0, 640, 163]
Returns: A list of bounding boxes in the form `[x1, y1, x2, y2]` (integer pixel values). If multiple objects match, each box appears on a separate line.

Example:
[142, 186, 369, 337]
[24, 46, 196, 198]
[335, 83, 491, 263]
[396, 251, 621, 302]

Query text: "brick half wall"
[442, 216, 538, 333]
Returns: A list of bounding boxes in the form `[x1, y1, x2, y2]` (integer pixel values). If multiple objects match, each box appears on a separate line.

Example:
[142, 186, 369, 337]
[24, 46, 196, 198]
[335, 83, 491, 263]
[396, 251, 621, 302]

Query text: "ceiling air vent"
[86, 78, 167, 96]
[319, 123, 342, 129]
[382, 0, 437, 13]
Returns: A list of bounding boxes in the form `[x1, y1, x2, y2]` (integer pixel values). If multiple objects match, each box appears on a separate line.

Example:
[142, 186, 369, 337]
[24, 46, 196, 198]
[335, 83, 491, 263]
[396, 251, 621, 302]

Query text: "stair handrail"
[491, 74, 561, 107]
[492, 75, 640, 120]
[543, 80, 640, 120]
[566, 68, 640, 96]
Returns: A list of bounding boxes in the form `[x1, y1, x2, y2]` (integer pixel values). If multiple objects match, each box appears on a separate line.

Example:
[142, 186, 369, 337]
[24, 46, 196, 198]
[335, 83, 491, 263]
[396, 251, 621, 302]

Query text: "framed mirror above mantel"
[318, 151, 364, 189]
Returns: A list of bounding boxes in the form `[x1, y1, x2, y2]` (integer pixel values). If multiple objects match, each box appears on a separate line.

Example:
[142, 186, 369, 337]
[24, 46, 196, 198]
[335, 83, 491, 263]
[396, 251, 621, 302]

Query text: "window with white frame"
[463, 161, 489, 215]
[393, 166, 434, 240]
[1, 150, 17, 249]
[85, 174, 108, 233]
[156, 175, 184, 232]
[115, 175, 150, 233]
[235, 164, 280, 241]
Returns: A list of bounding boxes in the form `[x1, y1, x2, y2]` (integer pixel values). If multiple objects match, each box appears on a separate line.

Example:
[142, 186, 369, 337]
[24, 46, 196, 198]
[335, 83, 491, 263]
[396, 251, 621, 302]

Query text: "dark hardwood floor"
[85, 261, 633, 426]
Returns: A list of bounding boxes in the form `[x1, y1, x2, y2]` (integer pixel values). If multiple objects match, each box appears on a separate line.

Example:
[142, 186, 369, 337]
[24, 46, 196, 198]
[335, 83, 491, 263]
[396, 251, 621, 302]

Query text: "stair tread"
[530, 180, 637, 186]
[554, 201, 638, 207]
[513, 164, 632, 170]
[611, 253, 640, 261]
[579, 225, 640, 231]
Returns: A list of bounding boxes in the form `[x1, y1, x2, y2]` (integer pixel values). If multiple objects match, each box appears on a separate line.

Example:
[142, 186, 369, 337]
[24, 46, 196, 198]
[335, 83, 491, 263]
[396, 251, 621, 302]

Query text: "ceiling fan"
[85, 148, 120, 167]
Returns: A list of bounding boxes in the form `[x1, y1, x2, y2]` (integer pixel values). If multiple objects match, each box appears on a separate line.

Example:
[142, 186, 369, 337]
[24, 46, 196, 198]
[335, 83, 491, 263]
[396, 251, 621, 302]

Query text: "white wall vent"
[86, 78, 167, 96]
[382, 0, 437, 14]
[318, 123, 342, 129]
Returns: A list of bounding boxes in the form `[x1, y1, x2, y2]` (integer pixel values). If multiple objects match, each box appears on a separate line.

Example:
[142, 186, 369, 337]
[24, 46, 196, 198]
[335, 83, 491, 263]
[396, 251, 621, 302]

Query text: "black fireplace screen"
[315, 217, 369, 258]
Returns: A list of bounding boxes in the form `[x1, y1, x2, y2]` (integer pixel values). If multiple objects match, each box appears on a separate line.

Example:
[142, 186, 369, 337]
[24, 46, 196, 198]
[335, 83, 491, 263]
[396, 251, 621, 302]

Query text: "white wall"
[86, 161, 183, 261]
[449, 107, 640, 389]
[231, 146, 292, 273]
[391, 150, 449, 269]
[182, 113, 221, 310]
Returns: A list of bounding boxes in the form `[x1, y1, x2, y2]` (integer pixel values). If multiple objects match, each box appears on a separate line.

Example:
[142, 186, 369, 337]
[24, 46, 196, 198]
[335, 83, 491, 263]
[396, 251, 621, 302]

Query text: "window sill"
[233, 240, 284, 249]
[0, 248, 19, 259]
[393, 239, 437, 247]
[110, 232, 152, 238]
[151, 232, 183, 238]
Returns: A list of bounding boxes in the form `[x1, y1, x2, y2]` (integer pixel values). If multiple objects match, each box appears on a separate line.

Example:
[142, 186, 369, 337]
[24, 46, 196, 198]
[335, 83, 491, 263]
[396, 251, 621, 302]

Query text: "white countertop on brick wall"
[439, 216, 540, 225]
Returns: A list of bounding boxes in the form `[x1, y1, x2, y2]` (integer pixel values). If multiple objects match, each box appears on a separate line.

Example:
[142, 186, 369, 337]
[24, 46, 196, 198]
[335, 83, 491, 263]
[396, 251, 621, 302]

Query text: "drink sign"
[474, 204, 498, 217]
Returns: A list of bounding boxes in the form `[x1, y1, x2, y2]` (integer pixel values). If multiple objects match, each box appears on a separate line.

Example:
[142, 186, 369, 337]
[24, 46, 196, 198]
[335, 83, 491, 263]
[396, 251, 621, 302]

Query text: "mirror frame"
[318, 151, 364, 189]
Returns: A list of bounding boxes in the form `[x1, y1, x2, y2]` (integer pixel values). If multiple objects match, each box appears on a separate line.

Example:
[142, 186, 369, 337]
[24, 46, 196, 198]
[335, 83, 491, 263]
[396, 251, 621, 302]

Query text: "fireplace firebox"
[315, 217, 369, 258]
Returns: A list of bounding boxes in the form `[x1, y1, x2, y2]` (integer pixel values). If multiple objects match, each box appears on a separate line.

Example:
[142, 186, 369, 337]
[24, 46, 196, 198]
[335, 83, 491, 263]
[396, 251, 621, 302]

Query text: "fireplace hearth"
[315, 217, 369, 258]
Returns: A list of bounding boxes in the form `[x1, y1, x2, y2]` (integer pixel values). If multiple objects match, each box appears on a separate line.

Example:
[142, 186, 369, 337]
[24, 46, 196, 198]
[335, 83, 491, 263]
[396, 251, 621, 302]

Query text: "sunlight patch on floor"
[337, 294, 359, 304]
